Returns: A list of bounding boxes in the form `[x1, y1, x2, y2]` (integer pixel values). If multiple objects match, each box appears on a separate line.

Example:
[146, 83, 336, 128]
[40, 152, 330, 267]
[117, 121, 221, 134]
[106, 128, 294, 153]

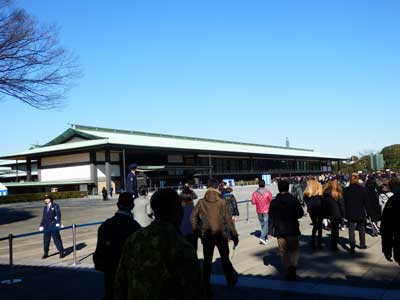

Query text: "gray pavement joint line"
[210, 274, 398, 300]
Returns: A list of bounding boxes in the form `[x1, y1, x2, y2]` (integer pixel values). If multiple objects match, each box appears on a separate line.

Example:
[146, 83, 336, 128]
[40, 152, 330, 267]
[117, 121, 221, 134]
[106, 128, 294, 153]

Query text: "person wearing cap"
[126, 163, 139, 198]
[39, 194, 65, 259]
[93, 192, 141, 300]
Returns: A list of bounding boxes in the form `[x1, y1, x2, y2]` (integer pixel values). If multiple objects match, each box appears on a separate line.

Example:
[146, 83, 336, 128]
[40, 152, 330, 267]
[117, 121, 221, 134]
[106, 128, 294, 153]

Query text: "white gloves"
[39, 227, 44, 231]
[56, 223, 60, 227]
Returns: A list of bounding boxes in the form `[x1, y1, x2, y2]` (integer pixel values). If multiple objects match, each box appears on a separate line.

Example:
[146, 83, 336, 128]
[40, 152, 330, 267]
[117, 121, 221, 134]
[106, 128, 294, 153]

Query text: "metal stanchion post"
[8, 234, 13, 266]
[72, 224, 79, 266]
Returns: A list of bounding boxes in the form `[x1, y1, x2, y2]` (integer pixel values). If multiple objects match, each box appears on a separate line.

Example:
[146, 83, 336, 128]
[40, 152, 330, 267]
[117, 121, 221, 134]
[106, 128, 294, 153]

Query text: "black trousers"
[43, 230, 64, 253]
[310, 213, 323, 246]
[184, 234, 198, 251]
[330, 219, 340, 249]
[201, 233, 237, 289]
[348, 220, 366, 248]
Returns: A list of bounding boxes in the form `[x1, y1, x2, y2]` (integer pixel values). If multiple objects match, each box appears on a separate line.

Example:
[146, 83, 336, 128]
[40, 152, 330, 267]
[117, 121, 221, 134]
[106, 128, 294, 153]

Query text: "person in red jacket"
[251, 180, 273, 245]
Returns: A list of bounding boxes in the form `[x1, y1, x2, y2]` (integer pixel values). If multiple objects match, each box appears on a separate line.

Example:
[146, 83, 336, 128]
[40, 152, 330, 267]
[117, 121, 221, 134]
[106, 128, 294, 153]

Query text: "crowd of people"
[38, 166, 399, 299]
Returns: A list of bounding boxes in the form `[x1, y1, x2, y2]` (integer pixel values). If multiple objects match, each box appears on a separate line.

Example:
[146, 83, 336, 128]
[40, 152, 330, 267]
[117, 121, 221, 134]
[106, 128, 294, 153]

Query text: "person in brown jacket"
[191, 178, 239, 297]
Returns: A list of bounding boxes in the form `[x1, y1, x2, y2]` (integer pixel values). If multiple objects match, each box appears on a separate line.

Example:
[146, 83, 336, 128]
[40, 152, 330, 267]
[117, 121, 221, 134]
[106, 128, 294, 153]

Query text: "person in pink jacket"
[251, 180, 273, 244]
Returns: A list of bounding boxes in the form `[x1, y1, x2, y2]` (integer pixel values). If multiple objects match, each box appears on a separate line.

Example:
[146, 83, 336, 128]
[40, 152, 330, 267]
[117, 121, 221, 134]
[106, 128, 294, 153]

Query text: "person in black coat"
[269, 180, 304, 281]
[343, 174, 368, 253]
[365, 178, 381, 236]
[93, 192, 141, 300]
[323, 179, 345, 251]
[102, 187, 108, 201]
[303, 178, 324, 249]
[380, 177, 400, 266]
[39, 194, 64, 259]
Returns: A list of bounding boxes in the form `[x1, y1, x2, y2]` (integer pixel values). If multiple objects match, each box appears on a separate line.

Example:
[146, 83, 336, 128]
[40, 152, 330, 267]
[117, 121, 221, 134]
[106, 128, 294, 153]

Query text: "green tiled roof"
[0, 124, 346, 160]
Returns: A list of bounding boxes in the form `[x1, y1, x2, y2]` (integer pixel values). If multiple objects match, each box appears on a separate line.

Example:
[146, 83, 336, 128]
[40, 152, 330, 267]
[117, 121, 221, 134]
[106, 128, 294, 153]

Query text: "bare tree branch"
[0, 0, 81, 109]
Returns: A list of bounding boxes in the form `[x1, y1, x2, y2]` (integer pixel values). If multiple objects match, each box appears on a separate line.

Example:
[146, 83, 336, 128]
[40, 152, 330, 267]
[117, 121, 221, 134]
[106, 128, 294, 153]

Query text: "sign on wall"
[223, 179, 235, 187]
[262, 174, 271, 185]
[0, 182, 8, 196]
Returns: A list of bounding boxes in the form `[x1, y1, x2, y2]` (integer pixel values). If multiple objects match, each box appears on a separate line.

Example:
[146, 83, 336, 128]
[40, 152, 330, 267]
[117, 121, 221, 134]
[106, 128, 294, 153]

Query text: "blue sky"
[1, 0, 399, 158]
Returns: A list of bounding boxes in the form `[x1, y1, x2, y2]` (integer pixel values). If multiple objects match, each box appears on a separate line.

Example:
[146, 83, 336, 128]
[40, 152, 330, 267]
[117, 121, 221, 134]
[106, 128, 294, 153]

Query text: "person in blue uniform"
[126, 163, 139, 198]
[39, 194, 65, 259]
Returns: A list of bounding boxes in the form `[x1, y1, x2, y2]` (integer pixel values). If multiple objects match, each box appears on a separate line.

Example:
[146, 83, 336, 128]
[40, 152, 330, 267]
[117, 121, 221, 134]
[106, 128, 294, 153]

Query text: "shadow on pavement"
[250, 230, 261, 238]
[255, 234, 400, 290]
[209, 232, 400, 292]
[0, 208, 36, 226]
[63, 243, 87, 257]
[0, 264, 374, 300]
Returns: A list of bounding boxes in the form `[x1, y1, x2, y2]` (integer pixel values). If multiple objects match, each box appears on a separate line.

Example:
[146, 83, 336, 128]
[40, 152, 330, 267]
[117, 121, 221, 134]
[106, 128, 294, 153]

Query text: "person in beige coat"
[191, 178, 239, 297]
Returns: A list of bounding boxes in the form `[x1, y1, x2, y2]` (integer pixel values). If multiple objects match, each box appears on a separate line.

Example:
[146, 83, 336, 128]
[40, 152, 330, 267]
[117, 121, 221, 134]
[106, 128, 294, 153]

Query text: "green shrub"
[0, 191, 88, 204]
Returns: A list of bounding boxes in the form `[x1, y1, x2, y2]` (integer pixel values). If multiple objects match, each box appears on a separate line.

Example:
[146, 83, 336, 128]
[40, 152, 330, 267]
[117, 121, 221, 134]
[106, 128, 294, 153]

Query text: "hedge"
[0, 191, 88, 204]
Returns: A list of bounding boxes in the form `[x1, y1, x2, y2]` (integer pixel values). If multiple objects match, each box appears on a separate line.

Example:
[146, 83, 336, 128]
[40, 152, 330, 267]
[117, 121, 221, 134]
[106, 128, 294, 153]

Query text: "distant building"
[0, 160, 38, 182]
[0, 124, 344, 195]
[370, 153, 385, 171]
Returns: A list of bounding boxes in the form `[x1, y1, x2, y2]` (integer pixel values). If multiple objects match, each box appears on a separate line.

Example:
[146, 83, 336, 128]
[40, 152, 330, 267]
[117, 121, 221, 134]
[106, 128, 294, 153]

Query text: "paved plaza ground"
[0, 185, 399, 299]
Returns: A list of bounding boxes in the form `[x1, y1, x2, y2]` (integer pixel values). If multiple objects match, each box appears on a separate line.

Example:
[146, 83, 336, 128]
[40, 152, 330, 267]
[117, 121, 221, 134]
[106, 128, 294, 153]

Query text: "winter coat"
[179, 188, 198, 202]
[268, 193, 303, 237]
[40, 203, 62, 233]
[304, 195, 323, 216]
[133, 196, 154, 227]
[323, 191, 344, 220]
[221, 191, 240, 217]
[365, 187, 381, 222]
[291, 183, 304, 205]
[251, 187, 273, 214]
[343, 184, 368, 221]
[379, 192, 393, 211]
[380, 193, 400, 265]
[191, 188, 238, 238]
[180, 203, 195, 236]
[93, 211, 141, 273]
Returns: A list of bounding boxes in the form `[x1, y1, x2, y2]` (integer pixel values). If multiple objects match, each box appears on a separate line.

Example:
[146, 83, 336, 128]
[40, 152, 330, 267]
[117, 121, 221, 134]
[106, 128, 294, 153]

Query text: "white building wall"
[41, 165, 91, 181]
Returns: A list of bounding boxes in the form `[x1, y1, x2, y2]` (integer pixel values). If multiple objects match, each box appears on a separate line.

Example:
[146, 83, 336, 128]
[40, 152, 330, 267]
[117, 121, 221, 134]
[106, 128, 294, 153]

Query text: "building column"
[90, 151, 98, 195]
[26, 158, 32, 181]
[122, 149, 126, 190]
[37, 159, 42, 181]
[105, 150, 111, 193]
[208, 154, 212, 179]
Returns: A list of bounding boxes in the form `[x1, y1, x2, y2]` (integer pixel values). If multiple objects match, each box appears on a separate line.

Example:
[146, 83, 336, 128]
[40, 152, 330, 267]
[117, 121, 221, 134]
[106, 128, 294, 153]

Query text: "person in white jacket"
[133, 188, 154, 227]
